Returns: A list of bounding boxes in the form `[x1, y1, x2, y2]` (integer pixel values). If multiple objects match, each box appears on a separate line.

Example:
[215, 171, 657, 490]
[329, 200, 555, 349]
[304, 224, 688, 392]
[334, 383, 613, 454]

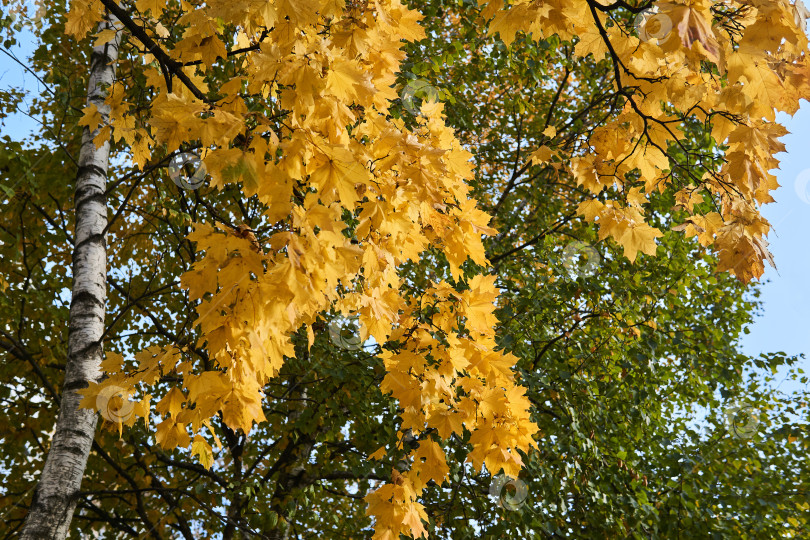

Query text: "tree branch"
[99, 0, 212, 103]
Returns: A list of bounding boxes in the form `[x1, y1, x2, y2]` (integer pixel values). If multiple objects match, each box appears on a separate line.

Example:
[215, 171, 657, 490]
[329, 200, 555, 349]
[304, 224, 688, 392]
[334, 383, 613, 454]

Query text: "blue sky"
[739, 106, 810, 364]
[2, 32, 808, 366]
[1, 29, 41, 144]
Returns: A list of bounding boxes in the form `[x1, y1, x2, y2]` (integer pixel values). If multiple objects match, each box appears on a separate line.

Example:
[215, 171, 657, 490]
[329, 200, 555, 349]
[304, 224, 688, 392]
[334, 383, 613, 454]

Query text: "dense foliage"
[1, 0, 808, 538]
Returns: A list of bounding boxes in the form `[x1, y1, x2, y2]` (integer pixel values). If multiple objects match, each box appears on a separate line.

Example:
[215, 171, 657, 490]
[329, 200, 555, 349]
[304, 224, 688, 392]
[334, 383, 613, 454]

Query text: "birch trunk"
[21, 15, 121, 540]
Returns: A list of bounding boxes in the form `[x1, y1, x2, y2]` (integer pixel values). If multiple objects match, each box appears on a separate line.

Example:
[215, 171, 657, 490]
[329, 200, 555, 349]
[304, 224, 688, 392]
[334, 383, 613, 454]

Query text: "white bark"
[21, 15, 121, 540]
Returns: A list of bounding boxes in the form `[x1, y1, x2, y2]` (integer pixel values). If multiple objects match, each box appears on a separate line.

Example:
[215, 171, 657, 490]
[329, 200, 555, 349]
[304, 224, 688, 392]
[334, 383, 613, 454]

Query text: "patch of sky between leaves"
[0, 28, 43, 144]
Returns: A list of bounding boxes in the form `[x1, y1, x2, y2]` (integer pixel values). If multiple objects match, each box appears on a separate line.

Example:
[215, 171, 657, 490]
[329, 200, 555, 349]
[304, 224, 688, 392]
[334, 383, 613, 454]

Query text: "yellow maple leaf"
[617, 222, 663, 263]
[326, 59, 366, 102]
[369, 446, 388, 461]
[155, 386, 185, 418]
[191, 435, 214, 469]
[529, 145, 553, 165]
[574, 25, 609, 60]
[155, 417, 191, 449]
[93, 28, 118, 47]
[78, 103, 103, 132]
[412, 440, 450, 486]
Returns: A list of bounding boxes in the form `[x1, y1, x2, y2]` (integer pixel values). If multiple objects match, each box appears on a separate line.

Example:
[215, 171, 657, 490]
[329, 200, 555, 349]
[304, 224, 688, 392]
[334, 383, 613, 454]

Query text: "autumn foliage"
[72, 1, 542, 536]
[4, 0, 810, 537]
